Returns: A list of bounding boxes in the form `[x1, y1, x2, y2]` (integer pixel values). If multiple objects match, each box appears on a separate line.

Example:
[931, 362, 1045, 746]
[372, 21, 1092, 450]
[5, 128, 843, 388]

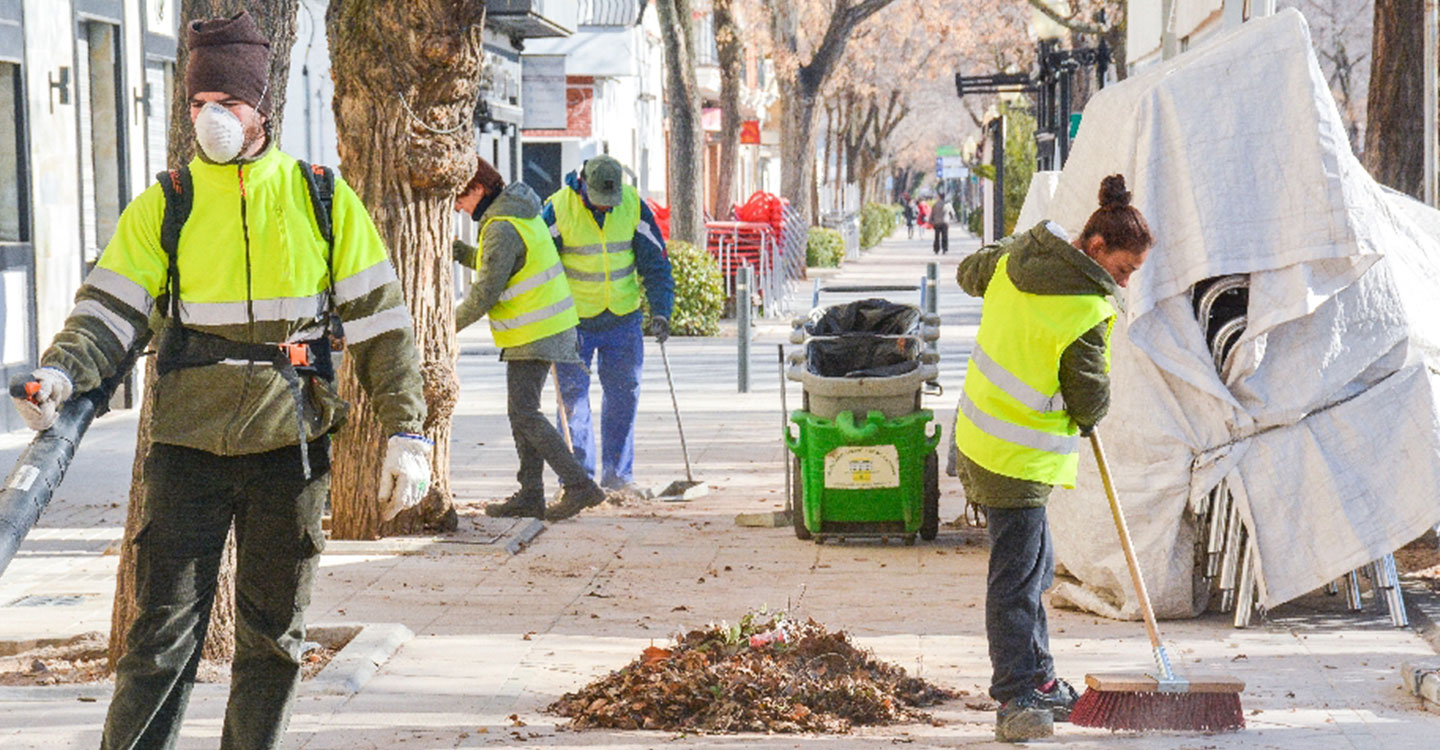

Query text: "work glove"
[452, 238, 477, 268]
[378, 433, 433, 521]
[646, 315, 670, 344]
[11, 367, 73, 432]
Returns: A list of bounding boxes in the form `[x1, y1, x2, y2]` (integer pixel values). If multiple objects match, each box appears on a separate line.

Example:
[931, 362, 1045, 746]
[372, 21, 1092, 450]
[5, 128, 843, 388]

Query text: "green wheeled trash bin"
[784, 298, 943, 544]
[786, 409, 941, 544]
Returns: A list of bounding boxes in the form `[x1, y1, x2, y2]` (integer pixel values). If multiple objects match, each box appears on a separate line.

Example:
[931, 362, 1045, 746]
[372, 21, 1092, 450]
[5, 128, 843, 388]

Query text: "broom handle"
[1090, 432, 1170, 665]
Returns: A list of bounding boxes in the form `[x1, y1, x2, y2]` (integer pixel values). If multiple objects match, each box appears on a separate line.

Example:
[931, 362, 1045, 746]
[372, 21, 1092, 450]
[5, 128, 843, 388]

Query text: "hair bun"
[1098, 174, 1131, 209]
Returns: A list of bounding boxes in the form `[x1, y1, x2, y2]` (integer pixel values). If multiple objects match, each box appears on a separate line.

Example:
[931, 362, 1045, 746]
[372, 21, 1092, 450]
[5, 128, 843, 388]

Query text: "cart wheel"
[921, 451, 940, 541]
[792, 457, 812, 540]
[904, 534, 917, 546]
[881, 536, 889, 546]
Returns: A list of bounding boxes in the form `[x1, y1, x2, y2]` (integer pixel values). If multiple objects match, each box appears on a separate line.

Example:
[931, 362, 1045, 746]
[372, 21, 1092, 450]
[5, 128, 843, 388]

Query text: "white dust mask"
[194, 102, 245, 163]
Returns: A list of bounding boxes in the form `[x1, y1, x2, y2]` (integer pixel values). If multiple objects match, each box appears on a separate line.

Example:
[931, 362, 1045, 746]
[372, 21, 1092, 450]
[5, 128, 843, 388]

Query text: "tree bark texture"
[772, 0, 896, 225]
[712, 0, 743, 218]
[656, 0, 706, 244]
[1365, 0, 1425, 197]
[326, 0, 486, 539]
[109, 0, 298, 672]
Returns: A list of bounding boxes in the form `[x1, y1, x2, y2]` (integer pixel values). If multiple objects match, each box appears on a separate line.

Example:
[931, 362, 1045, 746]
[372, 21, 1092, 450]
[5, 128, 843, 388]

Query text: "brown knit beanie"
[186, 11, 272, 115]
[462, 155, 506, 198]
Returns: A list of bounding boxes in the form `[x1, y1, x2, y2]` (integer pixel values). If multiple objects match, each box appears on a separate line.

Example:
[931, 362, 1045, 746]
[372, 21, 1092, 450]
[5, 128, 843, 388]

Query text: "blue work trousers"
[556, 318, 644, 487]
[985, 505, 1056, 703]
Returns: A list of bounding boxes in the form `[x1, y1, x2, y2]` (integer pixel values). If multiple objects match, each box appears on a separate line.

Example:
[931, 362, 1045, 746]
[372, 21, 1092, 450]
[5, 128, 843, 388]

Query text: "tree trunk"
[783, 75, 819, 224]
[325, 1, 484, 539]
[1365, 0, 1425, 197]
[109, 0, 298, 672]
[656, 0, 706, 244]
[712, 0, 742, 219]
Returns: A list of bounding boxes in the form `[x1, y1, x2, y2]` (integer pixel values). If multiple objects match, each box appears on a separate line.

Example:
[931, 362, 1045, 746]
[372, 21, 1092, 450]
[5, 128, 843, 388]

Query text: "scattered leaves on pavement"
[547, 610, 956, 733]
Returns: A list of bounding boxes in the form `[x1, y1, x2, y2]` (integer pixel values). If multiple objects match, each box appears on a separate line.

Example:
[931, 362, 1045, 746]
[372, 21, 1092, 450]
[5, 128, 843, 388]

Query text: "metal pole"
[925, 262, 938, 355]
[738, 265, 752, 393]
[778, 344, 790, 508]
[992, 117, 1005, 241]
[1058, 65, 1072, 167]
[1427, 0, 1439, 208]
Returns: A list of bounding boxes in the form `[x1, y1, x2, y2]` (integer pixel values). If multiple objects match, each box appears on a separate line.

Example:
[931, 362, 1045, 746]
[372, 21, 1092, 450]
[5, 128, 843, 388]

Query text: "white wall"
[123, 0, 147, 200]
[281, 0, 339, 169]
[26, 0, 82, 346]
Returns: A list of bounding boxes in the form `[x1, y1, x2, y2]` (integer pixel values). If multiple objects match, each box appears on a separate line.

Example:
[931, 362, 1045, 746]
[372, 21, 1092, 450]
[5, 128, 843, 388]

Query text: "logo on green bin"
[823, 445, 900, 489]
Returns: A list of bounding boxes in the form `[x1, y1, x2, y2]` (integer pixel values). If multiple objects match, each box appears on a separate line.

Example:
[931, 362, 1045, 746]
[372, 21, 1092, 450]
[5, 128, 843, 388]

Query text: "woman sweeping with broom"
[954, 175, 1153, 742]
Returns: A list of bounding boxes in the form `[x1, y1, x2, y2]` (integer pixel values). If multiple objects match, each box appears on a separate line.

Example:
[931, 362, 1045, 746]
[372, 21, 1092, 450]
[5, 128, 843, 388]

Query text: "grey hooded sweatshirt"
[454, 183, 581, 363]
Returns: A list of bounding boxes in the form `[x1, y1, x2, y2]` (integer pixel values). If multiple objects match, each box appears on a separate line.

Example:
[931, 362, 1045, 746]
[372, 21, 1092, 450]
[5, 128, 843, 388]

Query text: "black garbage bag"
[807, 335, 920, 378]
[805, 299, 920, 336]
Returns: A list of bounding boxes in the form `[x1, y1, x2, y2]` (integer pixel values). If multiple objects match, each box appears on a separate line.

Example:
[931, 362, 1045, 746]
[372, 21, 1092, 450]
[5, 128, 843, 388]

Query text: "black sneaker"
[1036, 678, 1079, 722]
[995, 690, 1054, 743]
[545, 482, 606, 522]
[484, 492, 544, 519]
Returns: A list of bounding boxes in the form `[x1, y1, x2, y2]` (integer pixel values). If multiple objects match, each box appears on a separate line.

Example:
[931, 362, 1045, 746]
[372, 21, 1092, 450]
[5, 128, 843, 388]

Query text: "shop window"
[0, 62, 25, 243]
[76, 20, 127, 266]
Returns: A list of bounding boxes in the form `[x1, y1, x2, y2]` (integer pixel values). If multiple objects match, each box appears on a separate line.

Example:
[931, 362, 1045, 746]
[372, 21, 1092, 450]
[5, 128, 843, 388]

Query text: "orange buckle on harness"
[280, 342, 311, 367]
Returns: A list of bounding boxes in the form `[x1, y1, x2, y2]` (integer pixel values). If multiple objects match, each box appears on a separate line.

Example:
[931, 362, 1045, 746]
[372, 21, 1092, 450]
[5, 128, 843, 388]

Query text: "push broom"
[1068, 431, 1246, 732]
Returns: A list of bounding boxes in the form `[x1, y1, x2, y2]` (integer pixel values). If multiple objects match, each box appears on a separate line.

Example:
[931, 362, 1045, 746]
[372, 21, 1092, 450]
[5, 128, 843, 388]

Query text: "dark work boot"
[545, 482, 606, 522]
[995, 690, 1053, 742]
[1036, 678, 1079, 721]
[484, 491, 544, 519]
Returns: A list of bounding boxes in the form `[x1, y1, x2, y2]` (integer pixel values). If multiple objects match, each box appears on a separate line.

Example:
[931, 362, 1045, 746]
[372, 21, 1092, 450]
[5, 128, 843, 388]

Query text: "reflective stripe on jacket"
[41, 147, 426, 455]
[481, 215, 580, 347]
[954, 254, 1114, 487]
[549, 184, 642, 318]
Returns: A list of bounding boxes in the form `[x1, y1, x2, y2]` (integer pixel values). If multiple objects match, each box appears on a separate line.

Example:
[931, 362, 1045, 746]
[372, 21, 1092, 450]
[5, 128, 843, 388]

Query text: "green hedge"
[860, 202, 901, 249]
[807, 227, 845, 267]
[640, 240, 723, 336]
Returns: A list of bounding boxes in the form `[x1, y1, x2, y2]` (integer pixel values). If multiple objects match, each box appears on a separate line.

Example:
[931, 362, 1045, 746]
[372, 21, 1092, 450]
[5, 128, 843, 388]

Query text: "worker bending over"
[452, 156, 605, 521]
[954, 174, 1154, 743]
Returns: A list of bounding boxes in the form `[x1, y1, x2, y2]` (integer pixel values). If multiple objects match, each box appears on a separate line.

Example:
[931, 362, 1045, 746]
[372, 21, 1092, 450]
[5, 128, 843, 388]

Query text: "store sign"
[740, 120, 761, 145]
[936, 155, 967, 179]
[522, 55, 567, 130]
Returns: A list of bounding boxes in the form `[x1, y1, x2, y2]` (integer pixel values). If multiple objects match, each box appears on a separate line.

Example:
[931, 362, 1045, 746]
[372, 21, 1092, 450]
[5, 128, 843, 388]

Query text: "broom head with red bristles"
[1069, 673, 1246, 732]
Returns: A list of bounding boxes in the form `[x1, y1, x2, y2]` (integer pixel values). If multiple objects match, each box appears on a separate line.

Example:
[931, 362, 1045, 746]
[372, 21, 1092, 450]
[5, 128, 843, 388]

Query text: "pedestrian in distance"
[451, 156, 606, 521]
[931, 192, 952, 254]
[545, 155, 675, 507]
[952, 175, 1154, 743]
[917, 199, 930, 237]
[7, 11, 432, 750]
[902, 197, 917, 239]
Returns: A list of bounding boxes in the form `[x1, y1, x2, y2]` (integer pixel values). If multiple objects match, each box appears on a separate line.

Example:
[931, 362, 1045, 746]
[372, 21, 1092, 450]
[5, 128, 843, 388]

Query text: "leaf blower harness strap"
[154, 162, 340, 480]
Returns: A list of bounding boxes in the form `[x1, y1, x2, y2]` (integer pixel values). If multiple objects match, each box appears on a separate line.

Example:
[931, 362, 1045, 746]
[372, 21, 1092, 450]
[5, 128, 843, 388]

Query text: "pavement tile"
[5, 231, 1440, 748]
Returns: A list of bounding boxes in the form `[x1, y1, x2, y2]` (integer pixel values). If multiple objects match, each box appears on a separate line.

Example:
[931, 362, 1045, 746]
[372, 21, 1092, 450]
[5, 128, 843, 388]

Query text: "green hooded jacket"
[954, 222, 1119, 508]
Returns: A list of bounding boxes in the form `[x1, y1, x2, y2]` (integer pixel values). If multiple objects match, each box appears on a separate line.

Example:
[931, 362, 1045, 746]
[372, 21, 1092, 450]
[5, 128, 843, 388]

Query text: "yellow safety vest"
[954, 254, 1115, 487]
[549, 184, 642, 318]
[480, 215, 580, 348]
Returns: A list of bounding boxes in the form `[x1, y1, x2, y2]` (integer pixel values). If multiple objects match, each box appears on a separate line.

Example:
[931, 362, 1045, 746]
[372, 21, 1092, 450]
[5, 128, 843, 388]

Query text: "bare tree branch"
[1026, 0, 1107, 36]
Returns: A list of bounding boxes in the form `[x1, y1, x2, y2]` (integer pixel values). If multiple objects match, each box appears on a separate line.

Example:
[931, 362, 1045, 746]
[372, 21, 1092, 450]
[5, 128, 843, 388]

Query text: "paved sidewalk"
[3, 230, 1440, 748]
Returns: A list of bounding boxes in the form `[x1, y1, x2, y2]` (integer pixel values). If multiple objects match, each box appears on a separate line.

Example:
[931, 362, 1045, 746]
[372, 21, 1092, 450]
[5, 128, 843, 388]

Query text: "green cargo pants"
[101, 439, 329, 750]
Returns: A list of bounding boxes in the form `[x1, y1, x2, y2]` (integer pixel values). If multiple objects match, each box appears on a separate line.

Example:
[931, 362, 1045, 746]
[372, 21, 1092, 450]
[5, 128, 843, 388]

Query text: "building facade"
[520, 0, 665, 204]
[0, 0, 179, 432]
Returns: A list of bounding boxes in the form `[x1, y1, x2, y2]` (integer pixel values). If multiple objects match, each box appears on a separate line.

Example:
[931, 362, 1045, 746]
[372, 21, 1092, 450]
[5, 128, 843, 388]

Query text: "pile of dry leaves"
[547, 611, 955, 733]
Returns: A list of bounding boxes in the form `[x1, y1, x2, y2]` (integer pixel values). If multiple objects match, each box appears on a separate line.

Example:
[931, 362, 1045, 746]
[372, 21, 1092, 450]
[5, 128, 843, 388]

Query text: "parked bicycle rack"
[1192, 275, 1407, 627]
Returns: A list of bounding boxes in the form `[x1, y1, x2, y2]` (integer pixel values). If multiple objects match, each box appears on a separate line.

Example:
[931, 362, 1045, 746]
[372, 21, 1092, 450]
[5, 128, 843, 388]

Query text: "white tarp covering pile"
[1038, 9, 1440, 618]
